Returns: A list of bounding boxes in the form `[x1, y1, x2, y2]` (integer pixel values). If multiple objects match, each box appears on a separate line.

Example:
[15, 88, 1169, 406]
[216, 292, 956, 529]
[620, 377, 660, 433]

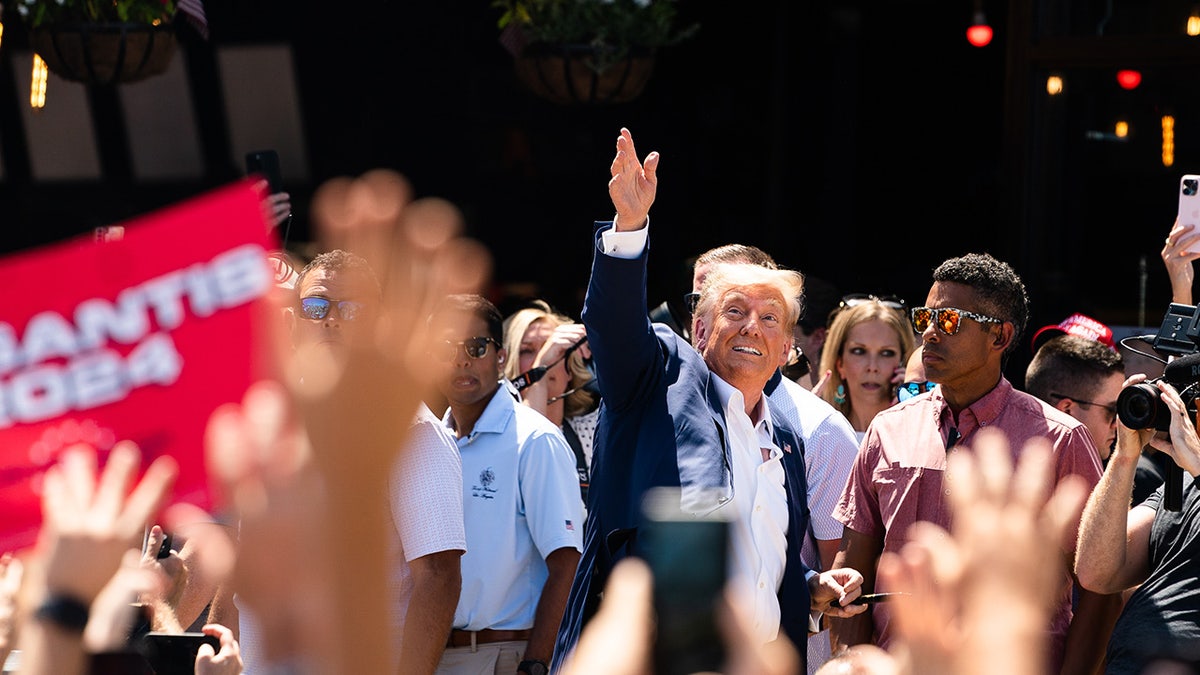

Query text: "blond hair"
[501, 301, 599, 418]
[692, 263, 805, 341]
[817, 300, 915, 416]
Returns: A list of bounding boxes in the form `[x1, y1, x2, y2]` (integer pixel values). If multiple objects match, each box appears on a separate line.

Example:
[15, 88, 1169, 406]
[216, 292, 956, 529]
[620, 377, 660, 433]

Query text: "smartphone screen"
[642, 487, 730, 675]
[136, 631, 220, 675]
[245, 149, 284, 193]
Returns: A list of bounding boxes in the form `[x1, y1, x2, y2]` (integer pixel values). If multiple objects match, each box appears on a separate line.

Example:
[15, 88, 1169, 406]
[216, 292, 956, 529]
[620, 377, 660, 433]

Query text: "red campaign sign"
[0, 179, 279, 554]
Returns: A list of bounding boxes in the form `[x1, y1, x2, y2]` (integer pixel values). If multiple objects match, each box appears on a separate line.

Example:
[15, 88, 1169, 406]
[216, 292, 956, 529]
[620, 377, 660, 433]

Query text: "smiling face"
[837, 318, 904, 408]
[694, 283, 793, 396]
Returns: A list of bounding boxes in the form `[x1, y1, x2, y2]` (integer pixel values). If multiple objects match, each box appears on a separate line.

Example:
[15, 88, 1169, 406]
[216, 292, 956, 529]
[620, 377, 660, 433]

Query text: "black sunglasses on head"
[840, 293, 906, 311]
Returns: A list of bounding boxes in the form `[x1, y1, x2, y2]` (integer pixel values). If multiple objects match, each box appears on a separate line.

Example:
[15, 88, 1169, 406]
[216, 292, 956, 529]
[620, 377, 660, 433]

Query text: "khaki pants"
[435, 640, 527, 675]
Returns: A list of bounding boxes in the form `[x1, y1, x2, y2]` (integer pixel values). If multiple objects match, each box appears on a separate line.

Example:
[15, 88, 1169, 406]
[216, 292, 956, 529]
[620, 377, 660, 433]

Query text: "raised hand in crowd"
[17, 442, 177, 675]
[610, 127, 658, 231]
[255, 179, 293, 233]
[0, 552, 24, 669]
[1161, 216, 1200, 305]
[194, 622, 245, 675]
[206, 168, 491, 674]
[878, 429, 1089, 675]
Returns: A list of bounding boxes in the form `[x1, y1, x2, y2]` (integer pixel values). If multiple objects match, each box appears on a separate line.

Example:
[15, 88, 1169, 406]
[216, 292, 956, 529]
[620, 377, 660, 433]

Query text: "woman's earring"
[834, 383, 847, 405]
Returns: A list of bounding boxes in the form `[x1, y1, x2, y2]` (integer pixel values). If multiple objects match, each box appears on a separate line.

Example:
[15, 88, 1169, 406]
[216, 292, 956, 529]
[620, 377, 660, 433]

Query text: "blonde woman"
[816, 299, 914, 440]
[502, 301, 600, 508]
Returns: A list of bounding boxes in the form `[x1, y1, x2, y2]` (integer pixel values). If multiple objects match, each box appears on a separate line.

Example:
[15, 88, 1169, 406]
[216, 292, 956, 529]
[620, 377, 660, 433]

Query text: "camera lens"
[1117, 382, 1165, 430]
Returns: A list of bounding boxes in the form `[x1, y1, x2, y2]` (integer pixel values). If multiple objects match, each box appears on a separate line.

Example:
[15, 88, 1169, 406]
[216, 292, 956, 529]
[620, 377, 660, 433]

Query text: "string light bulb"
[1115, 121, 1129, 138]
[1046, 75, 1064, 95]
[1189, 6, 1200, 36]
[966, 10, 993, 47]
[30, 54, 47, 109]
[1163, 115, 1176, 167]
[1117, 69, 1142, 90]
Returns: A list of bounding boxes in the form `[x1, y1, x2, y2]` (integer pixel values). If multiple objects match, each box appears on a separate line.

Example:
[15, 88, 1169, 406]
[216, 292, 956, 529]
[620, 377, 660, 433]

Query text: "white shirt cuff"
[599, 220, 649, 259]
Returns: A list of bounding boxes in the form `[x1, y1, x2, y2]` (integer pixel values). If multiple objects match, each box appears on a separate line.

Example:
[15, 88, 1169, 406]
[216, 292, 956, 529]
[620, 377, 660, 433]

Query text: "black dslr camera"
[1117, 303, 1200, 432]
[1115, 302, 1200, 511]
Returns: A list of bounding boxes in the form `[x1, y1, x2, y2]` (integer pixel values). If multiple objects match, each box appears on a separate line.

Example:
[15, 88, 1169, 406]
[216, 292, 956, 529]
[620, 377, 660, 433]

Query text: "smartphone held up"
[642, 487, 731, 675]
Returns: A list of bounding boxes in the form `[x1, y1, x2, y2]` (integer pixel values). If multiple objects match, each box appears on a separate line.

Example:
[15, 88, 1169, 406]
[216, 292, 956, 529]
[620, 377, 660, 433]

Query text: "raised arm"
[609, 127, 658, 232]
[581, 128, 666, 409]
[1162, 217, 1200, 305]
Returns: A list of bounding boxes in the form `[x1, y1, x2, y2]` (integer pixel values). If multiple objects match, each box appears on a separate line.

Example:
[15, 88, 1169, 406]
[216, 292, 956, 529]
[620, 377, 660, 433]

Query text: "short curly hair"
[932, 253, 1029, 357]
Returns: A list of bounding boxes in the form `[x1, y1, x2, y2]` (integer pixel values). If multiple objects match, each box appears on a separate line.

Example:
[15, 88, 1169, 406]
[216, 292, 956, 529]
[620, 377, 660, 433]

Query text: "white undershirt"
[710, 375, 790, 645]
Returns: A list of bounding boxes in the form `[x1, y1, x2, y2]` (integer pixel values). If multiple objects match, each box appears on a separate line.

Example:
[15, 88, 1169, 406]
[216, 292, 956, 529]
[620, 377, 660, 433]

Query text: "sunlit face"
[291, 267, 378, 363]
[1069, 371, 1124, 462]
[918, 282, 1003, 392]
[432, 313, 504, 410]
[519, 319, 569, 398]
[694, 284, 793, 394]
[837, 319, 904, 408]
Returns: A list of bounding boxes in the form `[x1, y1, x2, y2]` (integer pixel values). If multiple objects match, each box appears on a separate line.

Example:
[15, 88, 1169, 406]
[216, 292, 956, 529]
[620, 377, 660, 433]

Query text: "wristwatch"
[517, 659, 549, 675]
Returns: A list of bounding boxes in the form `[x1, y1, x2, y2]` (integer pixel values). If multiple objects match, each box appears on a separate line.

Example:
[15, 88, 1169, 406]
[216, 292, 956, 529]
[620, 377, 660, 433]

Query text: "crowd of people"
[3, 128, 1200, 675]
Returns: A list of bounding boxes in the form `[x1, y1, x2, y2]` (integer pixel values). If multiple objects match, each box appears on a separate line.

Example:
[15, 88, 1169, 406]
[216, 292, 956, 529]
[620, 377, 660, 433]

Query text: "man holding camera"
[1076, 375, 1200, 673]
[829, 252, 1116, 675]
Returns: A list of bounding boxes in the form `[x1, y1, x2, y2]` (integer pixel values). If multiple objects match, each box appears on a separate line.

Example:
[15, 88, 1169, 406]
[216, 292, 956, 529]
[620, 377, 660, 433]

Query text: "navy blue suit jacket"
[551, 224, 814, 671]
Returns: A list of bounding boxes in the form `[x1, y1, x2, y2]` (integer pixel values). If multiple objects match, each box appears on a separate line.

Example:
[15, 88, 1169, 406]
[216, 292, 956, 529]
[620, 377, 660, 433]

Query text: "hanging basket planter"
[514, 43, 656, 105]
[31, 22, 178, 85]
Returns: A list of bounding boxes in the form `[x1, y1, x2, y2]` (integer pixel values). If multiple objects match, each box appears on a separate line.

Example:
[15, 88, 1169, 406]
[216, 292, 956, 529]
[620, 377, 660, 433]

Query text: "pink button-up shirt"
[834, 376, 1102, 665]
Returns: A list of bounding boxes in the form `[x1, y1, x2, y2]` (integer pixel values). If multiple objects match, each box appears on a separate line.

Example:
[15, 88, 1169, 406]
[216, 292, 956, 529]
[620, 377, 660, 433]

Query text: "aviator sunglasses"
[297, 297, 366, 322]
[436, 336, 502, 362]
[910, 306, 1003, 336]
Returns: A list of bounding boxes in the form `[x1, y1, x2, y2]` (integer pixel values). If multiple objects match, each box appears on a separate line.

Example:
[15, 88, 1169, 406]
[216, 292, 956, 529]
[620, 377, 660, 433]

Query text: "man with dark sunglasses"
[829, 252, 1119, 675]
[1026, 334, 1125, 464]
[291, 249, 381, 367]
[428, 294, 583, 675]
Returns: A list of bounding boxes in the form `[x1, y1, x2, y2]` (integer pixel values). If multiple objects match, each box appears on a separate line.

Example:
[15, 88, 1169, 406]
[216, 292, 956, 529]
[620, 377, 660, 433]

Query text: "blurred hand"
[0, 553, 23, 663]
[37, 443, 177, 605]
[195, 622, 244, 675]
[206, 168, 491, 674]
[560, 557, 804, 675]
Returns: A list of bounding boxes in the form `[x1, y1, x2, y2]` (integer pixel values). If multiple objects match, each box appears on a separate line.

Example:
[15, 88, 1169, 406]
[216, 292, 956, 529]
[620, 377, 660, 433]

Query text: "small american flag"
[565, 520, 575, 531]
[177, 0, 209, 40]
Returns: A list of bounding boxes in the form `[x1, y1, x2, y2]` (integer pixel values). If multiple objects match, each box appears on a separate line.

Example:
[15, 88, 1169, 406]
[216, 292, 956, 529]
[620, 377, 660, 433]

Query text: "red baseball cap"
[1030, 313, 1117, 353]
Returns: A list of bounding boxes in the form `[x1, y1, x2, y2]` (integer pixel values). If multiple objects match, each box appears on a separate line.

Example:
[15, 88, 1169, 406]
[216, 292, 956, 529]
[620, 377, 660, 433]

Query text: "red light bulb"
[966, 24, 993, 47]
[1116, 69, 1142, 90]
